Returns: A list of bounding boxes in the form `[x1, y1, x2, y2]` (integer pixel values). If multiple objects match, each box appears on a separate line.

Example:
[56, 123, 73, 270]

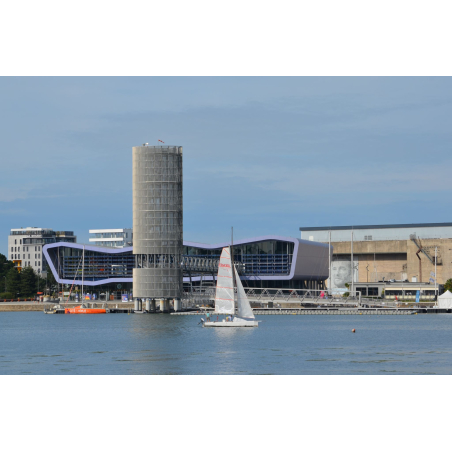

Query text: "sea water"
[1, 312, 452, 374]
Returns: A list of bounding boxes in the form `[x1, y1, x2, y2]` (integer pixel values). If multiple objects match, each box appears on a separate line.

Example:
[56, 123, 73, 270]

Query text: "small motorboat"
[65, 304, 106, 314]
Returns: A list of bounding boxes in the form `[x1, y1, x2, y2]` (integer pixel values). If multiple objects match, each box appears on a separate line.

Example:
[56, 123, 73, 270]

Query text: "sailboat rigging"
[203, 228, 259, 327]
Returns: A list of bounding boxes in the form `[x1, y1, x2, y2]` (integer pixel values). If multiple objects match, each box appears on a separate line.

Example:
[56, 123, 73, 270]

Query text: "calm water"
[1, 312, 452, 374]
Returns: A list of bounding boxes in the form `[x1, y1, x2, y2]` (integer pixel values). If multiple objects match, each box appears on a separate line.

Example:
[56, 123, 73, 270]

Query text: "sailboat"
[65, 245, 106, 314]
[203, 246, 259, 328]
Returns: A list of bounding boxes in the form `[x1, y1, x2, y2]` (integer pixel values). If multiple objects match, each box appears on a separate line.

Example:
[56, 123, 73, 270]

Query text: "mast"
[81, 245, 85, 303]
[328, 230, 331, 295]
[231, 227, 235, 312]
[435, 246, 438, 304]
[351, 230, 354, 298]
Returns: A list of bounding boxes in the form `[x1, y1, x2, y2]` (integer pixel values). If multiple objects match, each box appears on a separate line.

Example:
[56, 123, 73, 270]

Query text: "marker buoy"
[352, 329, 356, 333]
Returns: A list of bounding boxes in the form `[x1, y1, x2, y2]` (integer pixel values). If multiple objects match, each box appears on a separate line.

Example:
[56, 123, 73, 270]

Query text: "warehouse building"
[300, 223, 452, 291]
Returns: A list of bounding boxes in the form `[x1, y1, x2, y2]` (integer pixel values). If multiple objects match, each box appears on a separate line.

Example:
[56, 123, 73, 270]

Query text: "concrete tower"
[132, 145, 183, 311]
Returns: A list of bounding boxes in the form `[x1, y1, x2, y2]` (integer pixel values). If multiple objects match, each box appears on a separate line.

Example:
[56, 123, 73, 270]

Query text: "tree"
[20, 266, 37, 296]
[0, 253, 14, 280]
[444, 279, 452, 292]
[5, 267, 21, 297]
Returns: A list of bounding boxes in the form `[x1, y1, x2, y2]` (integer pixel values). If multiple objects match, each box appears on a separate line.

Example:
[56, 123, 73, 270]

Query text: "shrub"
[0, 292, 14, 299]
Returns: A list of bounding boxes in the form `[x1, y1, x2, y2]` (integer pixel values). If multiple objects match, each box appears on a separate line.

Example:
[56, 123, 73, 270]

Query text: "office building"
[89, 228, 132, 248]
[8, 227, 76, 274]
[43, 235, 330, 299]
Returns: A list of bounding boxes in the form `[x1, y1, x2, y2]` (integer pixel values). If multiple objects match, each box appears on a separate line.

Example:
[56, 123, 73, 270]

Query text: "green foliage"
[444, 279, 452, 292]
[342, 292, 350, 297]
[46, 269, 57, 290]
[0, 253, 14, 280]
[20, 266, 38, 296]
[5, 267, 21, 296]
[0, 292, 14, 299]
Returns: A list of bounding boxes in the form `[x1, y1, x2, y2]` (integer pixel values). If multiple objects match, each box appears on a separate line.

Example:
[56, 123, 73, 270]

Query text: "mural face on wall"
[330, 258, 358, 289]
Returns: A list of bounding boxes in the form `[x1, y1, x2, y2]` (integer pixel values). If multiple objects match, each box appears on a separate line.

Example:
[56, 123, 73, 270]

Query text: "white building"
[8, 227, 76, 274]
[89, 229, 132, 248]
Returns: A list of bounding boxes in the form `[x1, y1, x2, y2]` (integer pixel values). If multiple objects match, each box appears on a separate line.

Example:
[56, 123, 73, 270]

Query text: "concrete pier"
[174, 299, 181, 312]
[145, 299, 151, 311]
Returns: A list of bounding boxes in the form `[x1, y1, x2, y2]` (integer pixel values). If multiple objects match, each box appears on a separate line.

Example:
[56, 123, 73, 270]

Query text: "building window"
[28, 254, 30, 259]
[364, 235, 373, 241]
[20, 239, 22, 244]
[11, 247, 13, 252]
[38, 246, 40, 251]
[15, 239, 17, 245]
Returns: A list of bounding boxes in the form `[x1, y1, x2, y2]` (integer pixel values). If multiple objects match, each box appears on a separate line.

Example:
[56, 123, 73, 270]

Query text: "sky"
[0, 76, 451, 256]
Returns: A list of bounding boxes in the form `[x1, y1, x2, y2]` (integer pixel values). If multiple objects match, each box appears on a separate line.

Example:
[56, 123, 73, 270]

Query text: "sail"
[215, 247, 235, 314]
[234, 266, 255, 319]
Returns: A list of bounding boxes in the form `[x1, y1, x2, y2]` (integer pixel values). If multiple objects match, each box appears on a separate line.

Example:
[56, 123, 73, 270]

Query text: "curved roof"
[43, 235, 330, 285]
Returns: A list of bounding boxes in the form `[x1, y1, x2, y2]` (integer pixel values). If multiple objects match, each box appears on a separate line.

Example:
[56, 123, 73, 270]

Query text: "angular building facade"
[43, 236, 330, 299]
[132, 145, 183, 300]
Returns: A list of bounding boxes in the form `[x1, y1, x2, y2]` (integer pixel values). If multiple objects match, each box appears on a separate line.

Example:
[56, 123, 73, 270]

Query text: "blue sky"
[0, 77, 451, 255]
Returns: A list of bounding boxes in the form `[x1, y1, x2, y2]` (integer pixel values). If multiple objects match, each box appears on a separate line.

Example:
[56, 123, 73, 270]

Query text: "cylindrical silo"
[132, 145, 183, 300]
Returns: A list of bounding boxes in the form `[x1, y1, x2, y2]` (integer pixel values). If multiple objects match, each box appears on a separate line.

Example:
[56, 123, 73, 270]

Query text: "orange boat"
[65, 304, 106, 314]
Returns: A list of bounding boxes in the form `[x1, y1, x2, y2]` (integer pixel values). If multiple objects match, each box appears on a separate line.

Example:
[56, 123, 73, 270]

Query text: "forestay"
[234, 266, 255, 319]
[215, 247, 235, 314]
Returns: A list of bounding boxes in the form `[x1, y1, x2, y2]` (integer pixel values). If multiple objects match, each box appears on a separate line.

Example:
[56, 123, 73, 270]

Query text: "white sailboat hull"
[203, 317, 259, 328]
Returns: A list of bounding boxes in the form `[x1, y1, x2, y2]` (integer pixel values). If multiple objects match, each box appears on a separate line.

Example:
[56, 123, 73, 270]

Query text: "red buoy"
[352, 329, 356, 333]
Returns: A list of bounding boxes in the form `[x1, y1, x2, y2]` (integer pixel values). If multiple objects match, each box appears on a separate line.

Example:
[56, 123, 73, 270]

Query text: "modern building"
[132, 145, 183, 308]
[300, 223, 452, 290]
[8, 227, 76, 274]
[43, 235, 330, 299]
[89, 228, 132, 248]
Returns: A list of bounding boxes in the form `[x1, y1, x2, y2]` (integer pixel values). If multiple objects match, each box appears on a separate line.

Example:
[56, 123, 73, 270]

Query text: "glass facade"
[183, 240, 294, 276]
[46, 239, 296, 284]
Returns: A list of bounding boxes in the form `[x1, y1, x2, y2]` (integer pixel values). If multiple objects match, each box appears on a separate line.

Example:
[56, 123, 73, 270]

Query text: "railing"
[181, 288, 361, 306]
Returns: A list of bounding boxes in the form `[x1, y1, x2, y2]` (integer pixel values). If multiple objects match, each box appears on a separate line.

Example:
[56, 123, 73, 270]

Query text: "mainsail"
[215, 247, 235, 314]
[234, 266, 255, 319]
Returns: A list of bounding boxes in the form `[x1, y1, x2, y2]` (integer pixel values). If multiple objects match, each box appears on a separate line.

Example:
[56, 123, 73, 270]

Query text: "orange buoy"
[352, 329, 356, 333]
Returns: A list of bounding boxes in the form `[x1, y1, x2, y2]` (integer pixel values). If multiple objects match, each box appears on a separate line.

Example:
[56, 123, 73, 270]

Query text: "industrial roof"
[299, 223, 452, 231]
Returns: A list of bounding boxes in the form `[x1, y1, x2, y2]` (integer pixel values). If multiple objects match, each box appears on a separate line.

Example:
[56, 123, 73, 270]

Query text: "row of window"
[10, 254, 41, 260]
[22, 262, 41, 268]
[11, 246, 41, 252]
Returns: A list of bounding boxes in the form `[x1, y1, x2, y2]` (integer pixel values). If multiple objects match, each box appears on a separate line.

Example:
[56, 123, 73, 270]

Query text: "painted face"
[332, 262, 352, 288]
